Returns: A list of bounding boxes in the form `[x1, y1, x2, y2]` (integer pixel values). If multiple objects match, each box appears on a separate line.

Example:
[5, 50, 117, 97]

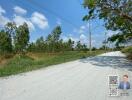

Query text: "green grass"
[121, 46, 132, 60]
[0, 50, 105, 77]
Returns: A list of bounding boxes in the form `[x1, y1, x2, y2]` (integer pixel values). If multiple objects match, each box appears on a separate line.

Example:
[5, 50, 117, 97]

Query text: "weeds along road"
[0, 51, 132, 100]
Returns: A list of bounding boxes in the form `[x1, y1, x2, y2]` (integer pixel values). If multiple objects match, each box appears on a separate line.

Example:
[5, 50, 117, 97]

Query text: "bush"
[122, 46, 132, 60]
[122, 46, 132, 53]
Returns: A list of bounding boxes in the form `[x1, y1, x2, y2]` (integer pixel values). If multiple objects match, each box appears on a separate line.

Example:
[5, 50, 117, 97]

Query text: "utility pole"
[89, 20, 92, 52]
[105, 32, 107, 52]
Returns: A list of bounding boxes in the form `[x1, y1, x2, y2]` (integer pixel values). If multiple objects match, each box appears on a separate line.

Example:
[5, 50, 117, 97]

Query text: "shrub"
[122, 46, 132, 60]
[122, 46, 132, 54]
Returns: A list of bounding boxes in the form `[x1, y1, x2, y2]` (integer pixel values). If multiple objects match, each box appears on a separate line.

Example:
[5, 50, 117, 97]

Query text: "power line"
[24, 0, 80, 29]
[13, 0, 102, 30]
[13, 0, 103, 34]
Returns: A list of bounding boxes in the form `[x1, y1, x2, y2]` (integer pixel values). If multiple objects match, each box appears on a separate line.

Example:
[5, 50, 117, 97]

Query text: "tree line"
[0, 22, 90, 55]
[28, 25, 89, 52]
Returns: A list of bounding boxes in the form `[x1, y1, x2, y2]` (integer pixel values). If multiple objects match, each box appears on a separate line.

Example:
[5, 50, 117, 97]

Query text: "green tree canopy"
[83, 0, 132, 31]
[0, 30, 12, 53]
[83, 0, 132, 46]
[46, 26, 62, 52]
[15, 23, 30, 53]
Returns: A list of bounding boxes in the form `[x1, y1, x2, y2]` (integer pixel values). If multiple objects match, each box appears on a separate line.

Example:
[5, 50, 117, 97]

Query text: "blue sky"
[0, 0, 117, 48]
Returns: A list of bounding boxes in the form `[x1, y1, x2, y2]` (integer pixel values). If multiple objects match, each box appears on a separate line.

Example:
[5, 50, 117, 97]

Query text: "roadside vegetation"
[122, 46, 132, 60]
[0, 51, 104, 77]
[0, 22, 106, 77]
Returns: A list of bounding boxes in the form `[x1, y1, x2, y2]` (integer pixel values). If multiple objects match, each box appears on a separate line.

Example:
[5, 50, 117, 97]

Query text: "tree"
[76, 41, 82, 51]
[83, 0, 132, 43]
[46, 26, 62, 52]
[107, 33, 126, 47]
[92, 47, 96, 51]
[35, 36, 46, 52]
[5, 22, 17, 48]
[67, 39, 74, 51]
[51, 26, 62, 42]
[27, 42, 36, 52]
[99, 45, 106, 50]
[75, 41, 88, 51]
[15, 23, 30, 54]
[82, 44, 88, 51]
[0, 30, 12, 53]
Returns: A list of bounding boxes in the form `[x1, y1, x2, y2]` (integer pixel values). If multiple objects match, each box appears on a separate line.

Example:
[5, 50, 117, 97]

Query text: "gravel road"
[0, 51, 132, 100]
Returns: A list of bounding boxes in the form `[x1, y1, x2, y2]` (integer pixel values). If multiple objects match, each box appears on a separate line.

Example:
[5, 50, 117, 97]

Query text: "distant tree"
[46, 34, 52, 52]
[75, 41, 88, 51]
[15, 23, 30, 54]
[92, 47, 96, 51]
[57, 39, 64, 52]
[35, 36, 47, 52]
[5, 22, 17, 48]
[67, 39, 74, 51]
[46, 34, 52, 42]
[51, 26, 62, 42]
[99, 45, 105, 50]
[82, 44, 88, 51]
[46, 26, 62, 52]
[27, 42, 36, 52]
[76, 41, 81, 51]
[0, 30, 12, 53]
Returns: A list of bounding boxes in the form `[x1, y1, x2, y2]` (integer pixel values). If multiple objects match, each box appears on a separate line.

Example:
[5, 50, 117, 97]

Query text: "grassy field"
[122, 46, 132, 60]
[0, 50, 105, 77]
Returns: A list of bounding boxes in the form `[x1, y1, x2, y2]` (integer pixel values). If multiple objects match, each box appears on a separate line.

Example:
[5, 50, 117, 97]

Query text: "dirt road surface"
[0, 51, 132, 100]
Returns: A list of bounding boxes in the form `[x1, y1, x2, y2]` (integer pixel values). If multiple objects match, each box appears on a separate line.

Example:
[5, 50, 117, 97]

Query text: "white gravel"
[0, 51, 132, 100]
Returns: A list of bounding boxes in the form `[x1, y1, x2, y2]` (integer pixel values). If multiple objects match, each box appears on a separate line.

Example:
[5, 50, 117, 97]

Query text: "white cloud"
[80, 34, 88, 44]
[14, 6, 27, 15]
[13, 15, 35, 30]
[61, 34, 76, 42]
[106, 30, 119, 37]
[79, 29, 86, 34]
[0, 15, 10, 26]
[61, 36, 68, 42]
[0, 5, 49, 31]
[61, 35, 79, 47]
[56, 18, 61, 25]
[70, 37, 79, 42]
[0, 6, 10, 26]
[31, 12, 49, 29]
[80, 34, 86, 40]
[80, 25, 86, 30]
[74, 23, 90, 34]
[0, 6, 5, 15]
